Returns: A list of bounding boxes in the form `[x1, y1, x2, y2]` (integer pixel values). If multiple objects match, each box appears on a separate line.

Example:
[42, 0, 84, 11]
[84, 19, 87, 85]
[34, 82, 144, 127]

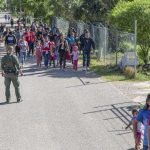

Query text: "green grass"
[89, 56, 150, 82]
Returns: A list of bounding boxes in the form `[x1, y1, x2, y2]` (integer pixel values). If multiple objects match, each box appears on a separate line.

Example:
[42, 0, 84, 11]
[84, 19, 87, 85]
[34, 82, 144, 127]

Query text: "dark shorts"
[29, 42, 34, 49]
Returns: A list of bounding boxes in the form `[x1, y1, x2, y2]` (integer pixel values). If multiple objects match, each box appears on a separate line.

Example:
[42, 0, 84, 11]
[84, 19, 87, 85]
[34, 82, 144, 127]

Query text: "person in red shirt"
[29, 29, 36, 56]
[49, 38, 56, 68]
[42, 36, 51, 68]
[24, 27, 30, 56]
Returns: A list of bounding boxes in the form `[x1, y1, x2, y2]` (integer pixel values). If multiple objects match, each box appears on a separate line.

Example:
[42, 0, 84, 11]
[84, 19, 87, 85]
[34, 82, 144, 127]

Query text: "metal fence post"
[134, 20, 137, 76]
[104, 27, 107, 64]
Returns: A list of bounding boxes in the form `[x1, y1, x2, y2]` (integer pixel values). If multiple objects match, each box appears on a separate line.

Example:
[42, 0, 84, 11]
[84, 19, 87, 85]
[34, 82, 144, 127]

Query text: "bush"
[123, 66, 136, 78]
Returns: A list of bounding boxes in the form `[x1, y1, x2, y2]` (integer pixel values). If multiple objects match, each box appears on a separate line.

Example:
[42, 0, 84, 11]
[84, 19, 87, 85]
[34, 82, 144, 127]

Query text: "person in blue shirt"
[81, 31, 95, 71]
[133, 94, 150, 150]
[66, 32, 76, 64]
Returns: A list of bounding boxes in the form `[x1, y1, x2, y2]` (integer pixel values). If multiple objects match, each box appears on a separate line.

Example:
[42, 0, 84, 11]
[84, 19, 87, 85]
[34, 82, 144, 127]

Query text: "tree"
[10, 0, 82, 22]
[74, 0, 129, 22]
[110, 0, 150, 64]
[0, 0, 5, 9]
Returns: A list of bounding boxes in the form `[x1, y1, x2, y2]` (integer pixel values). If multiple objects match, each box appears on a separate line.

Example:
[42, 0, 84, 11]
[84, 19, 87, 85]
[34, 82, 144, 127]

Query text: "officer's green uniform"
[1, 53, 21, 102]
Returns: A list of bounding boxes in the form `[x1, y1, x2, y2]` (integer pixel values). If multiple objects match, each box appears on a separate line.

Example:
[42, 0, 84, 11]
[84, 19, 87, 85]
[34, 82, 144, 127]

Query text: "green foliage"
[90, 56, 150, 81]
[10, 0, 82, 23]
[75, 0, 121, 22]
[138, 47, 150, 65]
[10, 0, 131, 23]
[110, 0, 150, 64]
[0, 0, 5, 9]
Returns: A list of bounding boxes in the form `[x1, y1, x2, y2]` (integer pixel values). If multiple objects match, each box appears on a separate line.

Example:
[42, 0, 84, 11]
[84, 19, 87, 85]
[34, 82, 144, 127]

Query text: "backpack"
[2, 55, 17, 74]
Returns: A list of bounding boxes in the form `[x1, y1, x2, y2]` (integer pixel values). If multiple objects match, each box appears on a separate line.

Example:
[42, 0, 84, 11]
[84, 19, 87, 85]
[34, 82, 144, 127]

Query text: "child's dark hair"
[132, 109, 138, 115]
[143, 93, 150, 110]
[146, 94, 150, 102]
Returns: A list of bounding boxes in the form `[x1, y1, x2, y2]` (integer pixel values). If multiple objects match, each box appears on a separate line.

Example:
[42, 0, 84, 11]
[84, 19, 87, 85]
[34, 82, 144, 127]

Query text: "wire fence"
[52, 17, 138, 68]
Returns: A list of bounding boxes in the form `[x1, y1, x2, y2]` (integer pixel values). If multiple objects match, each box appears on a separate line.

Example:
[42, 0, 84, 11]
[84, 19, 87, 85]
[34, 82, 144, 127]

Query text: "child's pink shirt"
[72, 51, 79, 61]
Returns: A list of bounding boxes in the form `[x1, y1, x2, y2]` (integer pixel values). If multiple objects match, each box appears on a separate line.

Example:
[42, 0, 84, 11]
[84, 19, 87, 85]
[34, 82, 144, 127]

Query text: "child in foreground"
[125, 109, 144, 150]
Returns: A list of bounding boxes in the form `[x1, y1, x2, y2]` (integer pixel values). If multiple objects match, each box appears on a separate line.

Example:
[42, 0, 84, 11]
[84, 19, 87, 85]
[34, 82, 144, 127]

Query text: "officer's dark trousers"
[4, 74, 21, 101]
[83, 50, 91, 67]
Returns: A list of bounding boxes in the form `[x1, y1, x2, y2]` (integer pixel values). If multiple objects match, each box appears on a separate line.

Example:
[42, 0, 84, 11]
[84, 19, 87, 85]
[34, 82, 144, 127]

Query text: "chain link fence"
[52, 17, 138, 68]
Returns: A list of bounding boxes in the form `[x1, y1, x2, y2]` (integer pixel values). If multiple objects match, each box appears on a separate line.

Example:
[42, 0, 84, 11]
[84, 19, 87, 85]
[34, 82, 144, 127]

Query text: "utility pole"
[134, 20, 137, 77]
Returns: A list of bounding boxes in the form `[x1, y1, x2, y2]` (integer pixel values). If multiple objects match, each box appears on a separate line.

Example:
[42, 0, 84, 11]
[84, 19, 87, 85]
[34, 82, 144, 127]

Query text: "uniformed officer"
[1, 46, 23, 103]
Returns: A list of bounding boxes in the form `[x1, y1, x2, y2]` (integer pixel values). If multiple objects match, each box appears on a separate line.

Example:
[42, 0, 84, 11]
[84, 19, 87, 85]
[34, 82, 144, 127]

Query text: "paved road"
[0, 46, 136, 150]
[0, 12, 11, 24]
[0, 12, 18, 28]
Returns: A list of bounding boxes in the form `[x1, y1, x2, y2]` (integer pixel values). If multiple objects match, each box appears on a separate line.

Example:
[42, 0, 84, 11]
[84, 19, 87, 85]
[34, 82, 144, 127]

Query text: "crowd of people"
[1, 19, 150, 150]
[1, 20, 95, 71]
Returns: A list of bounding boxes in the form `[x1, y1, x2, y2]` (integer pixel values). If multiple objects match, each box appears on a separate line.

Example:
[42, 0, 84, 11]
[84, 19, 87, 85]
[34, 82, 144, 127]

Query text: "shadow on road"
[0, 101, 18, 105]
[83, 101, 139, 129]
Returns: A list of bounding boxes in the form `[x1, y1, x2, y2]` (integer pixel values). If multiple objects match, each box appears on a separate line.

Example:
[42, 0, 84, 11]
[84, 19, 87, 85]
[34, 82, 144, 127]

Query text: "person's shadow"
[0, 101, 18, 105]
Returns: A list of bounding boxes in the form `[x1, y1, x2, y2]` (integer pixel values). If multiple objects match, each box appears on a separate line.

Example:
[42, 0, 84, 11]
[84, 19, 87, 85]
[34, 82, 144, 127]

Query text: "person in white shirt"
[71, 45, 79, 71]
[18, 36, 29, 66]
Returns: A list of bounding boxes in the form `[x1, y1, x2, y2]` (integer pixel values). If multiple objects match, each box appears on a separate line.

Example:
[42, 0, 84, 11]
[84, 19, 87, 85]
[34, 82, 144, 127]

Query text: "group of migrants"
[1, 20, 95, 72]
[1, 19, 150, 150]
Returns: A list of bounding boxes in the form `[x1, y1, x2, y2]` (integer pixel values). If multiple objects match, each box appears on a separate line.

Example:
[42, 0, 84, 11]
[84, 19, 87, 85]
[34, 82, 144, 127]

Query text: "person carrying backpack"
[59, 33, 69, 71]
[1, 46, 23, 103]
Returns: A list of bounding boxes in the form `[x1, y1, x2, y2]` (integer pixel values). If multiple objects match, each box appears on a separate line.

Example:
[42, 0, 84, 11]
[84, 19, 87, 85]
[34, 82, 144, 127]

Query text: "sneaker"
[86, 67, 90, 71]
[17, 98, 22, 103]
[83, 67, 86, 71]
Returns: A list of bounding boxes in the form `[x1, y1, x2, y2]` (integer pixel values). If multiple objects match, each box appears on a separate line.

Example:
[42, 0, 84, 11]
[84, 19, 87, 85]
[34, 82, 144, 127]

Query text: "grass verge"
[89, 56, 150, 82]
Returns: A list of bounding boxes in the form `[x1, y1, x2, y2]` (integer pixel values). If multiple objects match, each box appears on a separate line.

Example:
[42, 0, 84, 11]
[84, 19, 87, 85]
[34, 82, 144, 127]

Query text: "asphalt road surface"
[0, 46, 136, 150]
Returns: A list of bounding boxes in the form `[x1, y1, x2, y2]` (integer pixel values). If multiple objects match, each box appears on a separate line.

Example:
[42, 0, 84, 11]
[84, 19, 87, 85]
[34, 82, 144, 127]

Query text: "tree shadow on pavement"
[22, 63, 100, 79]
[21, 62, 128, 86]
[83, 101, 139, 131]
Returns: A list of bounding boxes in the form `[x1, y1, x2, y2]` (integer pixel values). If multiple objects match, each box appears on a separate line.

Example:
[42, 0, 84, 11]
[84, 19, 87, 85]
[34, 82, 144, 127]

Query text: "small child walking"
[35, 40, 42, 67]
[50, 47, 56, 68]
[125, 109, 144, 150]
[72, 45, 79, 71]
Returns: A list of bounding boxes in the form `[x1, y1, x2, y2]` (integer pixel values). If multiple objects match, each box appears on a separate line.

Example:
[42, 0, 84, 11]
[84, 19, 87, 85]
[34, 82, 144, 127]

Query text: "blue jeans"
[83, 50, 91, 67]
[143, 145, 148, 150]
[20, 51, 27, 65]
[43, 51, 50, 67]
